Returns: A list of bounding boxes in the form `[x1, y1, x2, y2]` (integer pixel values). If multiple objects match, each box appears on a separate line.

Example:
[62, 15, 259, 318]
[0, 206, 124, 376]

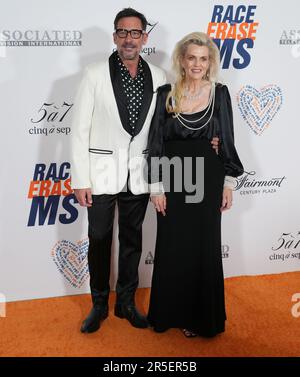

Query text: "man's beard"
[119, 43, 139, 61]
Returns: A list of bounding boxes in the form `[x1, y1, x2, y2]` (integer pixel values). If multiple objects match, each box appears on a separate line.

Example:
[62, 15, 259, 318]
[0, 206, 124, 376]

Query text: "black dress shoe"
[114, 304, 149, 328]
[153, 326, 168, 333]
[80, 306, 108, 333]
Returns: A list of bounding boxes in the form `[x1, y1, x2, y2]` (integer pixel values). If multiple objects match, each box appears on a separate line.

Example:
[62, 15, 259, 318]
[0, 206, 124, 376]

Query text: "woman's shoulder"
[156, 83, 172, 94]
[215, 82, 228, 92]
[214, 83, 231, 110]
[215, 82, 231, 100]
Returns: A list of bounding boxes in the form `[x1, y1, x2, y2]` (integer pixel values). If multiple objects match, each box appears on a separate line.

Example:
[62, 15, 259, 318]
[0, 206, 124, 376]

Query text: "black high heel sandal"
[182, 328, 197, 338]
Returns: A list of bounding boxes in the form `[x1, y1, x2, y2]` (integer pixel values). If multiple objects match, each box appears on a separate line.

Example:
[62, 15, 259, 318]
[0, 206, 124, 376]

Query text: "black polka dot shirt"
[117, 54, 144, 136]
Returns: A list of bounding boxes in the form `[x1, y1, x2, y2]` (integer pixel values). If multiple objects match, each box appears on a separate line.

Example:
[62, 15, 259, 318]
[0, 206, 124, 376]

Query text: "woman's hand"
[220, 187, 233, 212]
[211, 136, 220, 154]
[151, 194, 167, 216]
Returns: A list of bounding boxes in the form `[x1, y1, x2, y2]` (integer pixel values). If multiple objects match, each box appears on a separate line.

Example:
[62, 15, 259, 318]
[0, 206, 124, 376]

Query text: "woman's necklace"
[173, 82, 216, 131]
[183, 87, 203, 100]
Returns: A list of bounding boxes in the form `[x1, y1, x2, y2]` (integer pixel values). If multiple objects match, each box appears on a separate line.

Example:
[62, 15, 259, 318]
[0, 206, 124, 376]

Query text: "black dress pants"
[87, 190, 149, 305]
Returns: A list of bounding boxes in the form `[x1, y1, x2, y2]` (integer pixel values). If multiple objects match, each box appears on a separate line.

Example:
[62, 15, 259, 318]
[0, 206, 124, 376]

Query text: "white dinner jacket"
[71, 56, 166, 195]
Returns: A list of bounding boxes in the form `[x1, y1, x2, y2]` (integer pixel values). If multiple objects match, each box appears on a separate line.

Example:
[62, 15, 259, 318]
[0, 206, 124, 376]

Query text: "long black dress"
[147, 83, 244, 337]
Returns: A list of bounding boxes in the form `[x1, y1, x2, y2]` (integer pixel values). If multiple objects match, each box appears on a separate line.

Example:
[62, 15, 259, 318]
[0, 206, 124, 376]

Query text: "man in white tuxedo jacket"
[71, 8, 166, 333]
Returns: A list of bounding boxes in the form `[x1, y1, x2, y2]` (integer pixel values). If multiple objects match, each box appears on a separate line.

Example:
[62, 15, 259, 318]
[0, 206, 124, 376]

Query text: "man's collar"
[115, 51, 143, 73]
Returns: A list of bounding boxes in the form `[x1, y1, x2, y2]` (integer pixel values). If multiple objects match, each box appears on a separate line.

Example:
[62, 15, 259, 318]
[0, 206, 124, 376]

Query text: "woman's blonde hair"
[166, 32, 220, 113]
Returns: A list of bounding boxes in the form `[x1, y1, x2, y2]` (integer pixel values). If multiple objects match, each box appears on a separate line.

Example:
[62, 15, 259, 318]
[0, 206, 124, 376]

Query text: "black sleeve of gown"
[146, 84, 170, 183]
[218, 85, 244, 177]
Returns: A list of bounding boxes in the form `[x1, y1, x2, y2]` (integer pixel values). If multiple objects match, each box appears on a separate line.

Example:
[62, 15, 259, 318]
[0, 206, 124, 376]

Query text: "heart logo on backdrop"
[237, 85, 283, 135]
[51, 239, 89, 288]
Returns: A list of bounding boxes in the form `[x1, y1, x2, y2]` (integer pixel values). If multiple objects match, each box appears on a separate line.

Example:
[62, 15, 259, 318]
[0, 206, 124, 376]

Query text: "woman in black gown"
[147, 32, 244, 338]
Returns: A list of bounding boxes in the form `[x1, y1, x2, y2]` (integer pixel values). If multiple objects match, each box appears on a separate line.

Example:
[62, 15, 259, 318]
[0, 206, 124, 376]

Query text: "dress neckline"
[181, 104, 209, 115]
[175, 82, 212, 115]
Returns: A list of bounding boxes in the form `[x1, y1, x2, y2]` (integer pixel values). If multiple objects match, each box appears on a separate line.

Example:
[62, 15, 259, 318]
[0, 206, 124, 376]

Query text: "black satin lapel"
[109, 52, 129, 130]
[134, 58, 153, 136]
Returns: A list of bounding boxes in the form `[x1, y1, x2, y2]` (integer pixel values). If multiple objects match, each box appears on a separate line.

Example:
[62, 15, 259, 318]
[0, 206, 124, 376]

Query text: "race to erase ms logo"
[27, 162, 78, 226]
[207, 5, 259, 69]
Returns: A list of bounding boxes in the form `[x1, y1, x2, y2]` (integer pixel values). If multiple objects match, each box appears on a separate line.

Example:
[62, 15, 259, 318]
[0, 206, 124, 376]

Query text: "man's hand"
[74, 188, 93, 207]
[151, 194, 167, 216]
[211, 136, 220, 154]
[220, 187, 232, 212]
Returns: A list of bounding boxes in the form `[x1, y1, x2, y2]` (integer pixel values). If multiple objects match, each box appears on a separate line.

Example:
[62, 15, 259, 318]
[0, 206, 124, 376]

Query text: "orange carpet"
[0, 272, 299, 357]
